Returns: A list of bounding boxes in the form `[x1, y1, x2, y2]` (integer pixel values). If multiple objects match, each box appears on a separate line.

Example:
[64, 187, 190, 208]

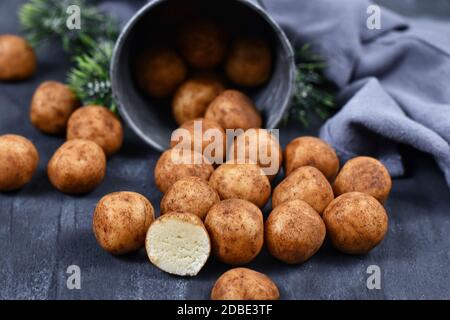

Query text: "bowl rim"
[111, 0, 296, 152]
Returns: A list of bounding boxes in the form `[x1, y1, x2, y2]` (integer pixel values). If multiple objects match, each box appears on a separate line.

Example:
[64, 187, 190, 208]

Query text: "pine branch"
[19, 0, 118, 53]
[67, 40, 116, 113]
[287, 44, 336, 127]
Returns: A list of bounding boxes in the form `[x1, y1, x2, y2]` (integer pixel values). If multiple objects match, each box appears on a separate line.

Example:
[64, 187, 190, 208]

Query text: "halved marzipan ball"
[177, 19, 228, 69]
[170, 118, 226, 163]
[47, 139, 106, 194]
[209, 161, 271, 208]
[204, 90, 262, 130]
[272, 166, 334, 214]
[284, 136, 339, 180]
[225, 36, 272, 87]
[333, 156, 392, 202]
[135, 47, 187, 98]
[205, 199, 264, 265]
[172, 74, 224, 125]
[67, 105, 123, 156]
[211, 268, 279, 300]
[30, 81, 80, 134]
[231, 128, 282, 180]
[0, 134, 39, 191]
[154, 148, 214, 193]
[0, 35, 36, 80]
[323, 192, 388, 254]
[265, 200, 325, 264]
[160, 176, 220, 220]
[146, 212, 210, 276]
[93, 192, 155, 255]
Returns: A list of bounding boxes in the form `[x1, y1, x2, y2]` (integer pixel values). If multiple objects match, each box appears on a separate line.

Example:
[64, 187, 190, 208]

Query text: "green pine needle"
[19, 0, 118, 53]
[287, 44, 336, 127]
[67, 40, 116, 113]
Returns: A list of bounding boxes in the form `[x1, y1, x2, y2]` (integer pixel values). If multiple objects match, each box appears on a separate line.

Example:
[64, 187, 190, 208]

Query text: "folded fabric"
[261, 0, 450, 186]
[101, 0, 450, 187]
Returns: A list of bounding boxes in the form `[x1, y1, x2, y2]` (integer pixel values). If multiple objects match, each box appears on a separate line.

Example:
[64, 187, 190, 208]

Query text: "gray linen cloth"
[102, 0, 450, 186]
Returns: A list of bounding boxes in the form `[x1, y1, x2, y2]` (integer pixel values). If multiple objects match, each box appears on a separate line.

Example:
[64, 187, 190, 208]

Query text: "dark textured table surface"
[1, 0, 450, 300]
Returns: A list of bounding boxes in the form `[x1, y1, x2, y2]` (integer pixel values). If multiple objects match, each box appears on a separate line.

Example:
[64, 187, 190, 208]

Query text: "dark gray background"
[1, 0, 449, 299]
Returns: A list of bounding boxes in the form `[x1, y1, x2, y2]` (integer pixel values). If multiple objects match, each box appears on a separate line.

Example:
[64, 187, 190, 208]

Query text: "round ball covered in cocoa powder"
[204, 90, 262, 130]
[160, 176, 220, 220]
[93, 191, 155, 255]
[205, 199, 264, 265]
[0, 134, 39, 191]
[154, 148, 214, 193]
[0, 35, 36, 80]
[47, 139, 106, 194]
[323, 192, 388, 254]
[30, 81, 80, 134]
[333, 156, 392, 202]
[211, 268, 279, 300]
[284, 136, 339, 180]
[272, 166, 334, 214]
[67, 105, 123, 157]
[172, 74, 224, 125]
[265, 200, 326, 264]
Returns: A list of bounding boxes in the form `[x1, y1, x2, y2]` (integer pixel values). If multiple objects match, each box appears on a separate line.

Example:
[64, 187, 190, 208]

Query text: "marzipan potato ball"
[170, 118, 226, 163]
[178, 19, 228, 69]
[93, 191, 155, 255]
[146, 212, 211, 276]
[154, 148, 214, 193]
[172, 74, 224, 125]
[284, 136, 339, 180]
[205, 199, 264, 265]
[0, 134, 39, 191]
[225, 36, 272, 87]
[333, 156, 392, 203]
[67, 105, 123, 157]
[0, 35, 36, 81]
[204, 90, 262, 130]
[209, 161, 271, 208]
[160, 176, 220, 220]
[272, 166, 334, 214]
[30, 81, 80, 134]
[211, 268, 279, 300]
[323, 192, 388, 254]
[135, 47, 187, 98]
[47, 139, 106, 194]
[265, 200, 326, 264]
[231, 128, 282, 180]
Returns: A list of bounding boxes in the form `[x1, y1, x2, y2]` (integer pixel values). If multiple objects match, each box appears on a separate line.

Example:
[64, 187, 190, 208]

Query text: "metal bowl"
[111, 0, 296, 152]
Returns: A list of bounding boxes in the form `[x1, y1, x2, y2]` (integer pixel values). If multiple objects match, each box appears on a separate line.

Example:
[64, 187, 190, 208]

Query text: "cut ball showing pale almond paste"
[145, 212, 210, 276]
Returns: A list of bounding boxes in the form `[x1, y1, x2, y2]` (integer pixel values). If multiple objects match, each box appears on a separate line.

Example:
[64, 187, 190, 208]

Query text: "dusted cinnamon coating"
[284, 136, 339, 180]
[209, 161, 271, 208]
[0, 134, 39, 191]
[265, 200, 326, 264]
[135, 47, 187, 98]
[323, 192, 388, 254]
[172, 74, 224, 125]
[30, 81, 80, 134]
[333, 156, 392, 202]
[205, 199, 264, 265]
[178, 19, 228, 69]
[67, 105, 123, 156]
[211, 268, 279, 300]
[93, 192, 155, 254]
[205, 90, 262, 130]
[154, 148, 214, 193]
[272, 166, 334, 214]
[225, 36, 272, 87]
[0, 35, 36, 80]
[160, 176, 220, 220]
[47, 139, 106, 194]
